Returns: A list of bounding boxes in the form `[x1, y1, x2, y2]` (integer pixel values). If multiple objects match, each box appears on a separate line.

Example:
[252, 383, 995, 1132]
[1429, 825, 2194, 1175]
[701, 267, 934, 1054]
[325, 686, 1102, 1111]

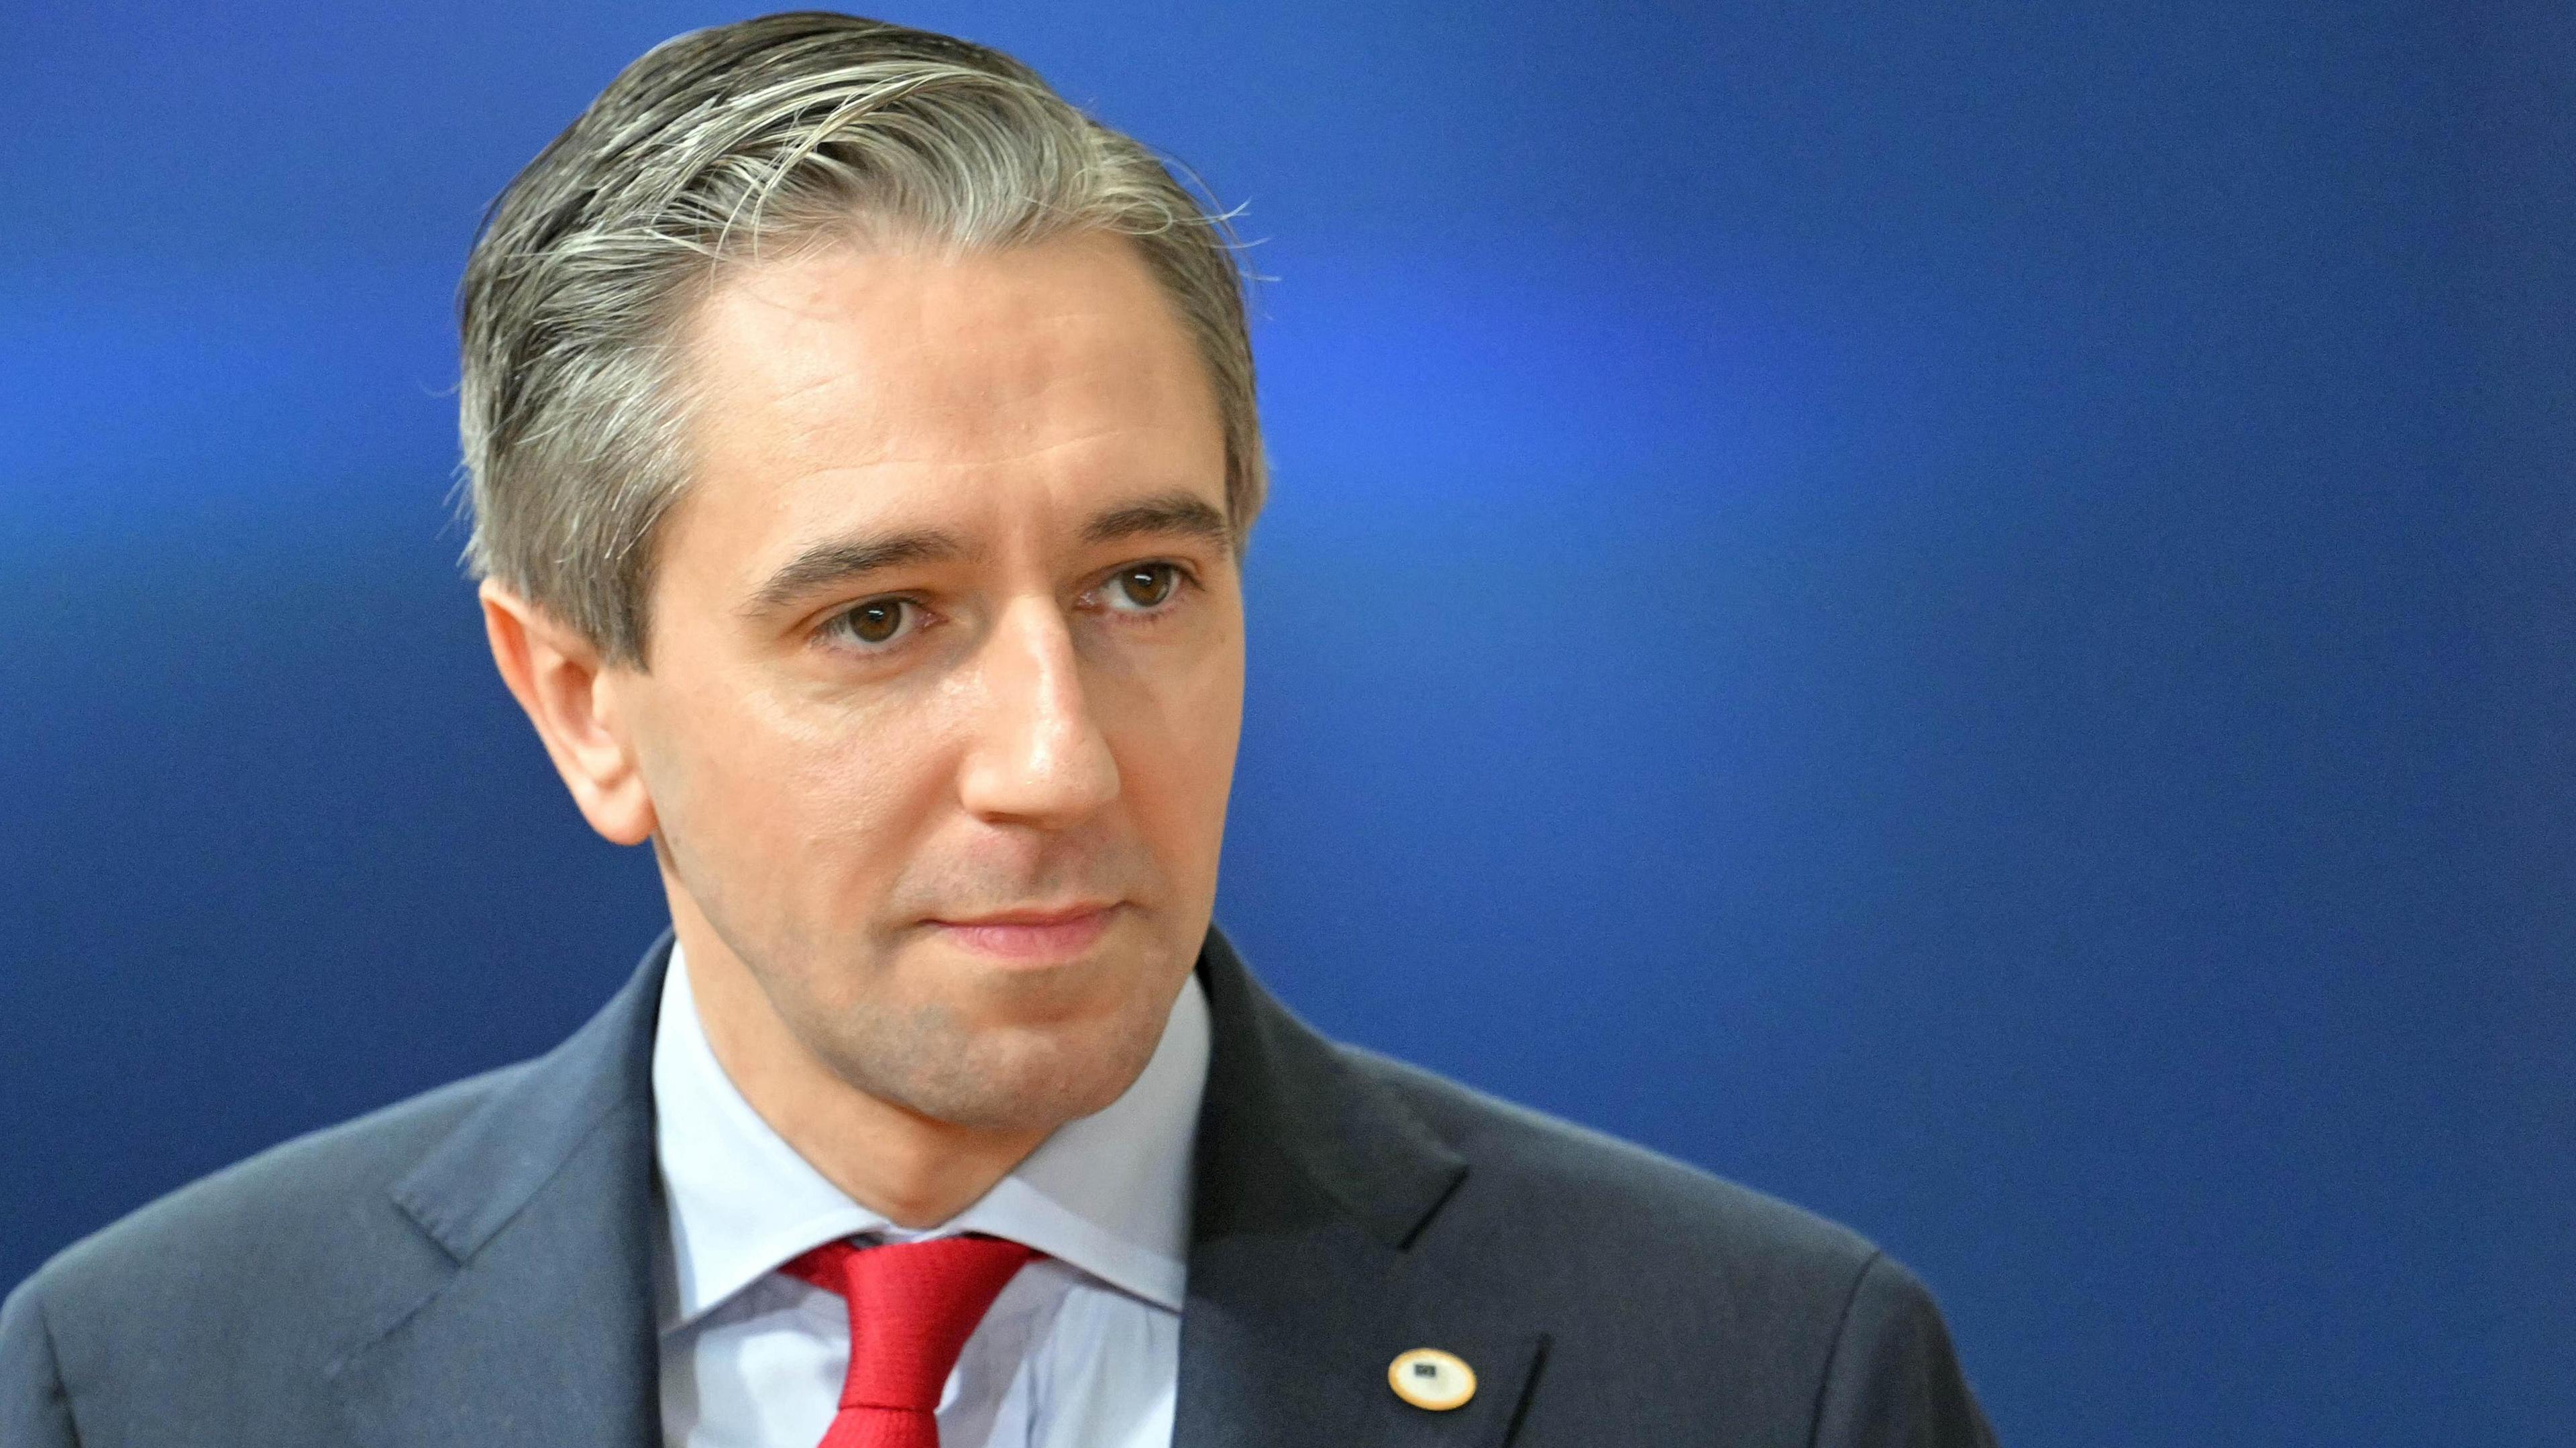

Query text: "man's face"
[609, 231, 1243, 1133]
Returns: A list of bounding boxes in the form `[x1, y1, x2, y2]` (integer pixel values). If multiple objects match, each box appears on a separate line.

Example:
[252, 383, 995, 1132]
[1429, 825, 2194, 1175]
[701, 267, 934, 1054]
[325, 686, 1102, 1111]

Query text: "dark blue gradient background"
[5, 3, 2569, 1441]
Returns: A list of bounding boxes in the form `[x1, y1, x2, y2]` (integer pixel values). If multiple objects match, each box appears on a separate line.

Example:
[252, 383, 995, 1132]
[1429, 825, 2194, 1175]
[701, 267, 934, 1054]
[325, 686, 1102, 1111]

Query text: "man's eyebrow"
[741, 529, 969, 615]
[1084, 491, 1233, 551]
[739, 490, 1232, 617]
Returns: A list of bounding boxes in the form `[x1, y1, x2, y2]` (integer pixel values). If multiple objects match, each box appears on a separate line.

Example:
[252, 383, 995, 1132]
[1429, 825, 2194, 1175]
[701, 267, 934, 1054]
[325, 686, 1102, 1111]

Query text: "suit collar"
[386, 934, 669, 1262]
[1179, 929, 1544, 1448]
[362, 921, 1461, 1264]
[1187, 926, 1466, 1249]
[325, 932, 672, 1448]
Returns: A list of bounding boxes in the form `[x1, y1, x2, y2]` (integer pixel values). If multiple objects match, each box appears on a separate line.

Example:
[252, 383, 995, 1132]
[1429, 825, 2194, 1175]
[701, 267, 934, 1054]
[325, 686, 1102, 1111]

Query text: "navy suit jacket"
[2, 925, 1998, 1446]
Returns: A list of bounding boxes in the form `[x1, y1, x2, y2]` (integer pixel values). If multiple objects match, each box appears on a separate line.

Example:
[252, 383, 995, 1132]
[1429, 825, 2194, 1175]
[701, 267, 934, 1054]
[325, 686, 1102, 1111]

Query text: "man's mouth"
[927, 902, 1120, 962]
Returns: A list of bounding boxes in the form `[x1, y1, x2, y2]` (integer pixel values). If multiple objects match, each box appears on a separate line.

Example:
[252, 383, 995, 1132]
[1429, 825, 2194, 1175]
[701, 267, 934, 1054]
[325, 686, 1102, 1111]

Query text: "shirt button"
[1387, 1347, 1477, 1411]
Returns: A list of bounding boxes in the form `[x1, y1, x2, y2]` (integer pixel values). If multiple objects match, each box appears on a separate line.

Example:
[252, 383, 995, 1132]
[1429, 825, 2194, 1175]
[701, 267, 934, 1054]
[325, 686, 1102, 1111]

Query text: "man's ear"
[479, 579, 658, 847]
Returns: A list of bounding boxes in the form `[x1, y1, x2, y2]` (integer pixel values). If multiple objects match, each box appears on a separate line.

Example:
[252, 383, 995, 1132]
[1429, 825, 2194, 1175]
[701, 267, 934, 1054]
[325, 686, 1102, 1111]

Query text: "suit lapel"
[1176, 929, 1548, 1448]
[325, 934, 673, 1448]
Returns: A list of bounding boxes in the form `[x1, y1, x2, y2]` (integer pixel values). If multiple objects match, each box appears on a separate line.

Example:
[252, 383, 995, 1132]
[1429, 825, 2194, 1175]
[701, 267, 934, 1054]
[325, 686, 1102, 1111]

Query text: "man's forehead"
[678, 236, 1223, 505]
[692, 237, 1201, 420]
[659, 231, 1228, 590]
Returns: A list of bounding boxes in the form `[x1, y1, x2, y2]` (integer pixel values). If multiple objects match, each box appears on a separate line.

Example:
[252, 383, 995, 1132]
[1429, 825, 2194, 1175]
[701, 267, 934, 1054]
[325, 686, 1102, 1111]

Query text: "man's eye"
[826, 598, 918, 649]
[1107, 563, 1182, 612]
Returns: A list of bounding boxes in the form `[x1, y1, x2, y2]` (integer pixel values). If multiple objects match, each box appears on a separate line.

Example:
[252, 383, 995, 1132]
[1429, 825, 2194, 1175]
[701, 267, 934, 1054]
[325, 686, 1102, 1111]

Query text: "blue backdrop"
[5, 3, 2569, 1441]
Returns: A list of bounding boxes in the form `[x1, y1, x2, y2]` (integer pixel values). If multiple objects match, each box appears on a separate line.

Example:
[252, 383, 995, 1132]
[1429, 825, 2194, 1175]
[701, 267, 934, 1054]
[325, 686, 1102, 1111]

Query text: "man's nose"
[955, 596, 1121, 825]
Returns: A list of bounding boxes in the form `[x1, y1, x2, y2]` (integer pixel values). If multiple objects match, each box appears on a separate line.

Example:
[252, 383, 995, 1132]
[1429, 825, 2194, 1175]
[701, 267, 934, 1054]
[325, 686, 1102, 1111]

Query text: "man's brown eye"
[1117, 565, 1177, 608]
[841, 600, 908, 645]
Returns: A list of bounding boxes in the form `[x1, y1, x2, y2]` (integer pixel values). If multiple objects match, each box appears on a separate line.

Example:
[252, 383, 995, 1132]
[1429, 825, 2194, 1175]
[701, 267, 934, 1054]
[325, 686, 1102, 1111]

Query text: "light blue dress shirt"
[651, 941, 1208, 1448]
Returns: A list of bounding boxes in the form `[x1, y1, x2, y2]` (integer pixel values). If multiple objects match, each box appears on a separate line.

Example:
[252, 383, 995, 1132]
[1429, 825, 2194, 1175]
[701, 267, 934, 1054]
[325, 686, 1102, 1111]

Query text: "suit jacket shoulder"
[1350, 1037, 1882, 1275]
[1179, 932, 1997, 1448]
[1, 1063, 519, 1445]
[1340, 1042, 1992, 1446]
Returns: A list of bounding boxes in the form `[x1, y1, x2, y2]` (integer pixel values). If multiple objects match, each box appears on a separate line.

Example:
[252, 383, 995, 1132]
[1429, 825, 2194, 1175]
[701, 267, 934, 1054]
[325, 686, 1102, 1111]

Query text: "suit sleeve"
[0, 1276, 83, 1448]
[1809, 1252, 1999, 1448]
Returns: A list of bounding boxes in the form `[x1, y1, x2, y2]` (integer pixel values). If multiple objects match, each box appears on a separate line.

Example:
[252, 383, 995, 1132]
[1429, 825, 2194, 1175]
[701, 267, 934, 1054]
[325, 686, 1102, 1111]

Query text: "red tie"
[779, 1233, 1040, 1448]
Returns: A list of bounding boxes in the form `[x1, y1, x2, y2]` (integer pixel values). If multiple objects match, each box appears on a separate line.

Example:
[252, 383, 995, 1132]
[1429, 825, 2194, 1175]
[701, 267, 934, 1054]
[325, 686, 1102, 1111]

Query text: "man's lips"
[928, 903, 1120, 961]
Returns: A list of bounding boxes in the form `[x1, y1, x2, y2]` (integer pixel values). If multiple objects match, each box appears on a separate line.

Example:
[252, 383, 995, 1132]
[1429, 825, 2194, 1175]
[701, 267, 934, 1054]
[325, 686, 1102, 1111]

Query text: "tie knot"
[781, 1234, 1039, 1413]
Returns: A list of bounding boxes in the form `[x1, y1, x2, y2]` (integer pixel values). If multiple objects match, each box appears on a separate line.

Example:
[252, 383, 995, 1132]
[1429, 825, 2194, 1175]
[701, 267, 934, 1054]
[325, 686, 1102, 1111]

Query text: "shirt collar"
[651, 938, 1208, 1331]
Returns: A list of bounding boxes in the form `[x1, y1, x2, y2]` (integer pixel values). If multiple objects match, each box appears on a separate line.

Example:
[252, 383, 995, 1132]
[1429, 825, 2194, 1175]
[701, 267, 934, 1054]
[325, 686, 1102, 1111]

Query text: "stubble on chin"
[793, 960, 1179, 1134]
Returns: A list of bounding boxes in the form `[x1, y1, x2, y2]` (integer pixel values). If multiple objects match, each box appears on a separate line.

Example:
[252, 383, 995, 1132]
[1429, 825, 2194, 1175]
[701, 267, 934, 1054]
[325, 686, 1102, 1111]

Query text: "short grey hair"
[457, 11, 1264, 665]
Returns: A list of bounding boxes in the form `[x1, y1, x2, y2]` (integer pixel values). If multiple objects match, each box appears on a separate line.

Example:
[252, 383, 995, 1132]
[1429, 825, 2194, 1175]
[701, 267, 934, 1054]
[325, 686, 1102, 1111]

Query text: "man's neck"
[672, 918, 1049, 1230]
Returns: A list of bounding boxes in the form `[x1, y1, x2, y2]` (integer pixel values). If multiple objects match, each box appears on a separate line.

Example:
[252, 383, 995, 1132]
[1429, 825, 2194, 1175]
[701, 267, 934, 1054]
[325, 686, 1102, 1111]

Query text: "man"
[1, 13, 1997, 1447]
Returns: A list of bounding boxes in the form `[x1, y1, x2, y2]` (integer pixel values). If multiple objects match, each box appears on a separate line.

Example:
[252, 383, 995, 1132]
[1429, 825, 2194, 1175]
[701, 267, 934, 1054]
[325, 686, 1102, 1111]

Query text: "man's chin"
[835, 1007, 1163, 1134]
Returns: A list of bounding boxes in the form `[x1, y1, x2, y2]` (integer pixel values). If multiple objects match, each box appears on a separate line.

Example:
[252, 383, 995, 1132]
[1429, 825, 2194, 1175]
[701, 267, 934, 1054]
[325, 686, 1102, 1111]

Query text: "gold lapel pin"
[1387, 1347, 1477, 1411]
